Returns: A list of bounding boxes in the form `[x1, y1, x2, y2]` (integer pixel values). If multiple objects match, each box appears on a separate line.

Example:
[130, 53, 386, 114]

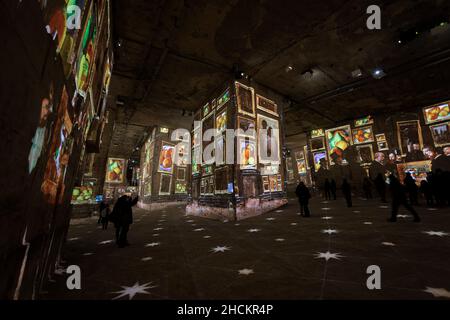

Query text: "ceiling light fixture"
[371, 67, 386, 79]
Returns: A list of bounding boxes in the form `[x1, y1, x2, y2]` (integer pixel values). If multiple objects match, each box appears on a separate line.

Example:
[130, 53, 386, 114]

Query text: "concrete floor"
[42, 196, 450, 300]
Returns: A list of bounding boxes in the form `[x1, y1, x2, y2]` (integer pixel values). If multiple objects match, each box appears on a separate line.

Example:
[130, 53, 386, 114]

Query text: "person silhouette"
[295, 182, 311, 217]
[404, 172, 418, 205]
[324, 178, 331, 200]
[330, 179, 337, 200]
[388, 174, 421, 222]
[342, 179, 352, 207]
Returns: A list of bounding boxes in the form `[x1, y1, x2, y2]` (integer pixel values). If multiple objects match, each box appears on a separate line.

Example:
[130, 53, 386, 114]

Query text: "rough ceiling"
[107, 0, 450, 159]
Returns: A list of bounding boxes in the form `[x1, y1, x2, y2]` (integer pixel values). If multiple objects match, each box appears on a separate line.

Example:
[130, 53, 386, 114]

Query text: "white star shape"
[111, 282, 157, 300]
[83, 252, 94, 256]
[397, 215, 408, 218]
[275, 210, 283, 213]
[203, 235, 211, 239]
[423, 287, 450, 299]
[238, 268, 254, 275]
[322, 216, 333, 220]
[248, 228, 261, 233]
[186, 220, 194, 223]
[382, 242, 396, 246]
[266, 217, 276, 221]
[145, 242, 160, 247]
[141, 257, 152, 261]
[153, 227, 163, 231]
[322, 229, 338, 235]
[379, 205, 389, 209]
[98, 240, 114, 245]
[321, 201, 329, 204]
[193, 228, 205, 232]
[275, 238, 285, 242]
[152, 234, 159, 237]
[427, 208, 437, 211]
[158, 220, 165, 222]
[321, 207, 331, 211]
[353, 210, 361, 213]
[315, 251, 344, 261]
[423, 231, 448, 237]
[223, 220, 229, 223]
[290, 223, 298, 226]
[364, 222, 373, 225]
[234, 223, 240, 226]
[211, 245, 231, 253]
[68, 237, 79, 241]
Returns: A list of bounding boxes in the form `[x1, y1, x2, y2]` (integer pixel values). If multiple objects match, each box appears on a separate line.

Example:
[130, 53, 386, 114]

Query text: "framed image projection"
[243, 176, 258, 198]
[377, 141, 389, 151]
[256, 94, 278, 117]
[105, 158, 125, 183]
[352, 126, 375, 144]
[376, 133, 386, 142]
[217, 88, 230, 110]
[176, 144, 188, 167]
[356, 144, 374, 165]
[396, 120, 423, 155]
[257, 114, 280, 165]
[310, 137, 325, 151]
[192, 147, 201, 175]
[215, 134, 226, 166]
[216, 109, 227, 133]
[215, 167, 229, 194]
[175, 181, 187, 194]
[236, 82, 255, 117]
[202, 103, 211, 118]
[325, 125, 352, 165]
[311, 129, 324, 138]
[429, 122, 450, 147]
[423, 101, 450, 124]
[313, 151, 327, 171]
[201, 176, 215, 195]
[295, 150, 305, 160]
[354, 115, 374, 127]
[193, 127, 201, 148]
[297, 159, 307, 175]
[260, 164, 279, 175]
[177, 167, 186, 181]
[158, 143, 175, 174]
[159, 174, 172, 195]
[237, 116, 256, 138]
[239, 140, 257, 170]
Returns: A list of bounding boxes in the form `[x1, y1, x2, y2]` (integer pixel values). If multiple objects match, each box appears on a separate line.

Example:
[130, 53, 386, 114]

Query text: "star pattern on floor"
[111, 282, 157, 300]
[423, 287, 450, 299]
[266, 217, 276, 221]
[322, 229, 339, 235]
[321, 207, 331, 211]
[290, 223, 298, 226]
[275, 238, 285, 242]
[145, 242, 160, 247]
[141, 257, 153, 261]
[382, 242, 396, 246]
[98, 240, 114, 245]
[314, 251, 344, 261]
[379, 205, 389, 209]
[68, 237, 80, 241]
[238, 268, 254, 275]
[247, 228, 261, 233]
[203, 235, 211, 239]
[364, 222, 373, 225]
[153, 227, 163, 231]
[153, 234, 159, 237]
[423, 231, 449, 237]
[322, 216, 333, 220]
[211, 245, 231, 253]
[82, 252, 94, 256]
[193, 228, 205, 232]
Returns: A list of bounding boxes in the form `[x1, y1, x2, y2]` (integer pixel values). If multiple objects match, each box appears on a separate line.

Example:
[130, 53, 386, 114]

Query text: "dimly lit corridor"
[1, 0, 450, 304]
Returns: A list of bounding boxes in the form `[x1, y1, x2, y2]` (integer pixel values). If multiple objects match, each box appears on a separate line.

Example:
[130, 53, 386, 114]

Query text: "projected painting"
[216, 110, 227, 133]
[158, 144, 174, 174]
[256, 95, 278, 116]
[175, 181, 187, 194]
[396, 120, 423, 155]
[257, 114, 280, 164]
[237, 117, 256, 137]
[105, 158, 125, 183]
[423, 102, 450, 124]
[159, 174, 172, 195]
[297, 160, 307, 175]
[310, 137, 325, 151]
[352, 126, 374, 144]
[236, 82, 255, 117]
[71, 186, 94, 204]
[429, 122, 450, 147]
[356, 144, 374, 165]
[217, 88, 230, 109]
[313, 151, 327, 171]
[41, 87, 73, 204]
[325, 125, 352, 165]
[240, 140, 257, 169]
[311, 129, 324, 138]
[354, 115, 374, 127]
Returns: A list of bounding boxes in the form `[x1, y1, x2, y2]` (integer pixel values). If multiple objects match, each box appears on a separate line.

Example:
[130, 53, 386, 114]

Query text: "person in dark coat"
[403, 172, 419, 205]
[98, 200, 107, 224]
[323, 179, 331, 200]
[419, 180, 433, 207]
[362, 177, 373, 199]
[111, 195, 139, 247]
[330, 179, 337, 200]
[101, 204, 110, 230]
[370, 153, 387, 202]
[341, 179, 352, 207]
[295, 182, 311, 217]
[388, 175, 421, 222]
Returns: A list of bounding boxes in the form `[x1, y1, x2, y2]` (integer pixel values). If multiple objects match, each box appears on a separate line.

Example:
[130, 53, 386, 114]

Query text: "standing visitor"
[342, 179, 352, 208]
[295, 182, 311, 217]
[388, 175, 421, 222]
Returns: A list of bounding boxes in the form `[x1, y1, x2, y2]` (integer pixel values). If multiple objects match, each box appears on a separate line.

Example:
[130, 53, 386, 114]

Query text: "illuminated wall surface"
[0, 0, 112, 299]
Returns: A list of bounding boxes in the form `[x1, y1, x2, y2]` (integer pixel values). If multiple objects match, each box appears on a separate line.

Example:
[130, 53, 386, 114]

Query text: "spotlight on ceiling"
[371, 68, 386, 79]
[351, 68, 363, 78]
[232, 64, 245, 80]
[285, 65, 293, 72]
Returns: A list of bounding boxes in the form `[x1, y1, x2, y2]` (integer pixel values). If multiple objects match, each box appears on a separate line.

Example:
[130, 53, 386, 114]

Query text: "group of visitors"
[295, 145, 450, 223]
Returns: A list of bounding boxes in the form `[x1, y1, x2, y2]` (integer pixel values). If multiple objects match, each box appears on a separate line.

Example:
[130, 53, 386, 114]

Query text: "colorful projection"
[202, 103, 211, 118]
[257, 114, 280, 164]
[397, 161, 432, 186]
[192, 147, 200, 175]
[216, 110, 227, 133]
[217, 88, 230, 109]
[240, 140, 257, 169]
[396, 120, 423, 155]
[311, 129, 324, 138]
[262, 174, 282, 193]
[356, 144, 374, 165]
[71, 186, 94, 204]
[423, 102, 450, 124]
[175, 181, 187, 194]
[41, 87, 73, 204]
[310, 137, 325, 151]
[29, 83, 54, 174]
[159, 174, 172, 195]
[297, 160, 307, 175]
[237, 116, 256, 137]
[105, 158, 125, 183]
[352, 126, 374, 144]
[236, 82, 255, 117]
[75, 2, 97, 98]
[354, 115, 374, 127]
[158, 144, 174, 174]
[325, 125, 352, 165]
[429, 122, 450, 147]
[313, 151, 327, 171]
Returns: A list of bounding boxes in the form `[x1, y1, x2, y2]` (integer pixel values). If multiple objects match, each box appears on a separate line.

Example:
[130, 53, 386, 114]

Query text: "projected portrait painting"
[105, 158, 126, 183]
[429, 122, 450, 147]
[158, 144, 175, 174]
[257, 114, 280, 165]
[352, 126, 374, 144]
[236, 82, 255, 117]
[325, 125, 352, 165]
